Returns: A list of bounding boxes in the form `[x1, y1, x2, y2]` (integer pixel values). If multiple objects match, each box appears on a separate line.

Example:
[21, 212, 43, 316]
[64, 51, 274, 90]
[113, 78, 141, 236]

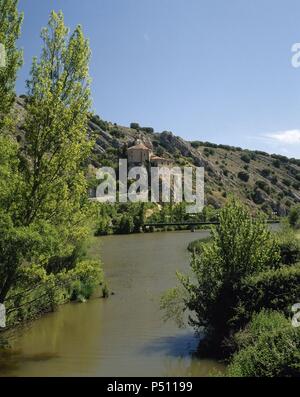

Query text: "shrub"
[238, 171, 249, 182]
[187, 237, 211, 254]
[116, 214, 134, 234]
[203, 147, 215, 156]
[191, 141, 202, 149]
[260, 168, 271, 178]
[277, 226, 300, 264]
[90, 115, 109, 131]
[292, 181, 300, 190]
[234, 264, 300, 328]
[251, 188, 266, 204]
[285, 199, 292, 208]
[255, 180, 270, 194]
[130, 122, 140, 130]
[110, 128, 124, 138]
[270, 175, 278, 185]
[288, 204, 300, 229]
[165, 199, 280, 347]
[272, 159, 281, 168]
[240, 154, 251, 163]
[141, 127, 154, 134]
[271, 154, 289, 163]
[69, 260, 103, 301]
[255, 150, 269, 156]
[282, 178, 291, 187]
[6, 259, 103, 325]
[228, 310, 300, 377]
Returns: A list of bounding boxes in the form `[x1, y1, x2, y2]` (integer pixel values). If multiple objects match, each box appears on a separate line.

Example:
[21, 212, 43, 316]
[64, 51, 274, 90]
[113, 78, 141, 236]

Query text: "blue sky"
[16, 0, 300, 158]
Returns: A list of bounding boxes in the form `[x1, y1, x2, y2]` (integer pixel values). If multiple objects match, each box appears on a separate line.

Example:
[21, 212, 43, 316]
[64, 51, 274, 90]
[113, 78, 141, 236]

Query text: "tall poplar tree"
[0, 11, 93, 303]
[0, 0, 23, 128]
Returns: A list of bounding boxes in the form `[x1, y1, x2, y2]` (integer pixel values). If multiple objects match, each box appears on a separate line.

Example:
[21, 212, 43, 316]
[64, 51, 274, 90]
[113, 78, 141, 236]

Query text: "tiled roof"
[150, 155, 171, 162]
[127, 143, 151, 151]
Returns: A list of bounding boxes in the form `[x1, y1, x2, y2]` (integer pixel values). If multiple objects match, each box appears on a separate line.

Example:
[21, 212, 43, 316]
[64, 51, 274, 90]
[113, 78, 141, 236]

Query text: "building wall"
[151, 160, 171, 167]
[128, 149, 151, 164]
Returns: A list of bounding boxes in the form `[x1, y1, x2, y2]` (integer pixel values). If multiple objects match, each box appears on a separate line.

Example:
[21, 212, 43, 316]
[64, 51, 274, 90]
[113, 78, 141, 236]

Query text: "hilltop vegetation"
[13, 99, 300, 216]
[86, 115, 300, 216]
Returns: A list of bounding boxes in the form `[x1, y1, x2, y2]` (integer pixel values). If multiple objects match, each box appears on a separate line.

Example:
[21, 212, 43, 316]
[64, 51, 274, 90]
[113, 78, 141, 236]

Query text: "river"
[0, 231, 225, 377]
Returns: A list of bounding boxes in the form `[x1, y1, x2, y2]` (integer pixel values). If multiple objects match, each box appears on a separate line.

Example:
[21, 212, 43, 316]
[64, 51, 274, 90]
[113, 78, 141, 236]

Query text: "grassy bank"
[0, 237, 105, 335]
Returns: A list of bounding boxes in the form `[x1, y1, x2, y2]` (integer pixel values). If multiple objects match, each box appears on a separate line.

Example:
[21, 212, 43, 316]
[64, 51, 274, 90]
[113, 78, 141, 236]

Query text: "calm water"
[1, 231, 225, 377]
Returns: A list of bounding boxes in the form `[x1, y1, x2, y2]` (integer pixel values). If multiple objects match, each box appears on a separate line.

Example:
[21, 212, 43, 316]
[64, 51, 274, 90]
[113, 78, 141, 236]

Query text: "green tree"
[228, 310, 300, 377]
[0, 0, 23, 216]
[117, 214, 134, 234]
[0, 0, 23, 129]
[288, 204, 300, 229]
[0, 11, 93, 303]
[162, 198, 280, 350]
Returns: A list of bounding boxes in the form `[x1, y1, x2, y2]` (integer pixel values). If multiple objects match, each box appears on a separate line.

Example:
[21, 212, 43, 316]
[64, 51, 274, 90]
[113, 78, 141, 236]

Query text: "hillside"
[15, 96, 300, 216]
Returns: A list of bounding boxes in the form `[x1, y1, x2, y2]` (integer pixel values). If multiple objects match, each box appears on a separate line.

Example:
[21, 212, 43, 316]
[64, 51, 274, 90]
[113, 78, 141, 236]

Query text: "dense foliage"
[162, 199, 300, 375]
[0, 3, 103, 328]
[183, 199, 279, 345]
[228, 310, 300, 377]
[0, 0, 23, 127]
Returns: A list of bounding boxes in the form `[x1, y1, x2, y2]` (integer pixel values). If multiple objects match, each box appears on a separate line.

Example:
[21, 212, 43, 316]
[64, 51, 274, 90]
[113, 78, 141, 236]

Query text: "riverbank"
[0, 231, 225, 377]
[1, 257, 104, 334]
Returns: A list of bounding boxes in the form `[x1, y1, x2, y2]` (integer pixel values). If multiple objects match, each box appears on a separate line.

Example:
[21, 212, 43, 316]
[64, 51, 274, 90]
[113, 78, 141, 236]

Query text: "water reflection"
[1, 231, 225, 377]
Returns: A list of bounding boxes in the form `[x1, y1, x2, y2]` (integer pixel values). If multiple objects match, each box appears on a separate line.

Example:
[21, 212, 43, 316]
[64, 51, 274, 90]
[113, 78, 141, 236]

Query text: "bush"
[282, 178, 291, 187]
[238, 171, 249, 182]
[110, 128, 124, 138]
[203, 147, 215, 156]
[187, 237, 211, 254]
[130, 122, 140, 130]
[255, 180, 270, 194]
[292, 181, 300, 190]
[255, 150, 269, 156]
[228, 310, 300, 377]
[234, 264, 300, 328]
[191, 141, 202, 149]
[69, 260, 103, 301]
[288, 204, 300, 229]
[141, 127, 154, 134]
[6, 259, 103, 325]
[272, 159, 281, 168]
[165, 199, 280, 347]
[116, 214, 134, 234]
[240, 154, 251, 163]
[260, 168, 271, 178]
[270, 175, 278, 185]
[251, 188, 266, 204]
[277, 227, 300, 264]
[271, 154, 289, 163]
[90, 115, 109, 131]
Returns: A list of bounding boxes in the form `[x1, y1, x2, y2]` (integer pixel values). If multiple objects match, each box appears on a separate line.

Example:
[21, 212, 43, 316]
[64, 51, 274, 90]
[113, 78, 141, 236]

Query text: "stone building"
[150, 155, 173, 167]
[127, 140, 172, 167]
[127, 142, 152, 165]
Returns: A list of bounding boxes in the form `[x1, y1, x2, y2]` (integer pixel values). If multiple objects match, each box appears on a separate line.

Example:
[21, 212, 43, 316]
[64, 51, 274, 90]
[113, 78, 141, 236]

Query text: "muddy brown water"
[0, 231, 225, 376]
